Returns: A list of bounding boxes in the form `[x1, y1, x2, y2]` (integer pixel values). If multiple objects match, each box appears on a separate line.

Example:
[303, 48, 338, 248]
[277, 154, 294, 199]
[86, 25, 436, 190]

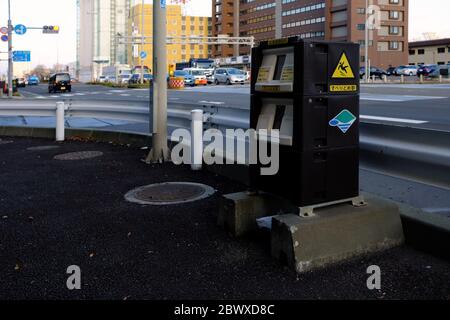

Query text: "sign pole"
[140, 0, 145, 84]
[146, 0, 170, 163]
[7, 0, 13, 98]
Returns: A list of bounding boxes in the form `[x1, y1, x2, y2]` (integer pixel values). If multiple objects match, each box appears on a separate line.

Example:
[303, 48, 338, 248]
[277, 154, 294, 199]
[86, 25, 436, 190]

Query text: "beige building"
[128, 4, 211, 71]
[409, 38, 450, 66]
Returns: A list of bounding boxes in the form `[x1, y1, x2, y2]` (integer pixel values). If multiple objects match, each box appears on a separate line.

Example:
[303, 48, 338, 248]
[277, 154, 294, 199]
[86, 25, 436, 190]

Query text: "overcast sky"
[1, 0, 450, 73]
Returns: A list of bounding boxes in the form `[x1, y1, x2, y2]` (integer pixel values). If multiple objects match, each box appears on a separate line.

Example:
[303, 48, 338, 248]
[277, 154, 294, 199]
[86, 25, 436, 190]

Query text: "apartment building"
[128, 4, 211, 71]
[409, 39, 450, 66]
[212, 0, 408, 69]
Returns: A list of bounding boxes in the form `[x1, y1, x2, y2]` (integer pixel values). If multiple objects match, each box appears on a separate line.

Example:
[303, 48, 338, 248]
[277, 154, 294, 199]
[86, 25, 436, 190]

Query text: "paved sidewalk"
[0, 136, 449, 300]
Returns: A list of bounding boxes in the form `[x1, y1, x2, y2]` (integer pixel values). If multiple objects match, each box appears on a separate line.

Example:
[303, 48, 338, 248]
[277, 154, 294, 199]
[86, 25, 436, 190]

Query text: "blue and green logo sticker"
[329, 109, 357, 133]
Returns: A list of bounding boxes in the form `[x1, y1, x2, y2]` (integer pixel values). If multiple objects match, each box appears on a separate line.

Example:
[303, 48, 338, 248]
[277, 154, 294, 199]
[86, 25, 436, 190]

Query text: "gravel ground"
[0, 137, 449, 300]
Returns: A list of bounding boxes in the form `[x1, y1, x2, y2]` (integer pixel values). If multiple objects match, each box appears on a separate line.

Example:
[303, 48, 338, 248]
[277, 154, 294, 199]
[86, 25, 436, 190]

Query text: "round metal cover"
[125, 182, 216, 205]
[0, 140, 13, 145]
[27, 146, 60, 151]
[54, 151, 103, 161]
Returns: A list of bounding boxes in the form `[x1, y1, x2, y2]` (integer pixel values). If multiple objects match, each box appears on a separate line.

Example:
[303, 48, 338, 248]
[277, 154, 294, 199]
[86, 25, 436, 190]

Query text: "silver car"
[214, 68, 246, 85]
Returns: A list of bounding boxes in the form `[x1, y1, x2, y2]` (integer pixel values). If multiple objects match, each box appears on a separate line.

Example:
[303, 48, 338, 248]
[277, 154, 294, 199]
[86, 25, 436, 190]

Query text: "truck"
[101, 64, 132, 84]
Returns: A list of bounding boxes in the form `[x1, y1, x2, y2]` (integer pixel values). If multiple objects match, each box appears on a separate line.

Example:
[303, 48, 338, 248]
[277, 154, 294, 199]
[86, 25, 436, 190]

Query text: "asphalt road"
[0, 137, 449, 300]
[18, 82, 450, 131]
[5, 82, 450, 217]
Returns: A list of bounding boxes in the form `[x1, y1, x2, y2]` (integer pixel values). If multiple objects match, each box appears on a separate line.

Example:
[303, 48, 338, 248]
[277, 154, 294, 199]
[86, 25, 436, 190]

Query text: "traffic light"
[43, 25, 59, 34]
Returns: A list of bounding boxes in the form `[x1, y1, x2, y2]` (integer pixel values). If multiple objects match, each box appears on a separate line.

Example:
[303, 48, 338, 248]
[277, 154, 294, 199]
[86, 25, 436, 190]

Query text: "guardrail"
[0, 101, 449, 189]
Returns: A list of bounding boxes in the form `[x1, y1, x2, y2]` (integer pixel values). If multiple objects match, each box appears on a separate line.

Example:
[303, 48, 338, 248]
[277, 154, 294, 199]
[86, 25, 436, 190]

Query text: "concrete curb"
[0, 126, 152, 147]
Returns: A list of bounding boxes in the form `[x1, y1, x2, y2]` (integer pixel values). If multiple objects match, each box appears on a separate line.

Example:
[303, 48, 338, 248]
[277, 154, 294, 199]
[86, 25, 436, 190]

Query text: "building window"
[418, 49, 425, 55]
[390, 0, 399, 4]
[356, 8, 365, 14]
[389, 11, 400, 20]
[409, 49, 415, 55]
[438, 47, 446, 53]
[357, 24, 365, 30]
[389, 41, 399, 50]
[389, 26, 400, 35]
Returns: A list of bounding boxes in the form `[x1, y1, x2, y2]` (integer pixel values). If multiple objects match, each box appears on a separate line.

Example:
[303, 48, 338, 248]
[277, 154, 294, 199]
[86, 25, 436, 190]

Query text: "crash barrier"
[168, 77, 185, 89]
[0, 100, 449, 190]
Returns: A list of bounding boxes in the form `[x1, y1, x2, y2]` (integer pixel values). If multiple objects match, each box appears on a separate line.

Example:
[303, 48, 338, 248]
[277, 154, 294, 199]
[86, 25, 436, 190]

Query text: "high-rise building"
[212, 0, 409, 69]
[128, 4, 211, 71]
[76, 0, 130, 82]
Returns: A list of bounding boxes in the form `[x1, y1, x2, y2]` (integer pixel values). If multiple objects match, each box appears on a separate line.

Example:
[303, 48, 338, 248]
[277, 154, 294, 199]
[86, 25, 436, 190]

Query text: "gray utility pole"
[140, 0, 145, 84]
[7, 0, 13, 98]
[146, 0, 169, 163]
[364, 0, 369, 83]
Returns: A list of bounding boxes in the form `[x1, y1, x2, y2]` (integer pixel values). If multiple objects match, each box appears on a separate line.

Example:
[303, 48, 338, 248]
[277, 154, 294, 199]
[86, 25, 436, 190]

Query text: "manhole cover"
[54, 151, 103, 161]
[125, 182, 216, 205]
[27, 146, 60, 151]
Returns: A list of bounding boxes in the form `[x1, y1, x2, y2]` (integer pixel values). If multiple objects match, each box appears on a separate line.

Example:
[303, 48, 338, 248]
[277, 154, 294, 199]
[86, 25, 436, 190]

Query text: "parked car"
[183, 68, 207, 86]
[173, 70, 195, 87]
[97, 75, 107, 83]
[48, 73, 71, 93]
[17, 78, 27, 87]
[416, 64, 449, 78]
[214, 68, 246, 85]
[27, 76, 40, 85]
[359, 66, 387, 80]
[129, 73, 153, 84]
[386, 67, 396, 76]
[394, 65, 418, 76]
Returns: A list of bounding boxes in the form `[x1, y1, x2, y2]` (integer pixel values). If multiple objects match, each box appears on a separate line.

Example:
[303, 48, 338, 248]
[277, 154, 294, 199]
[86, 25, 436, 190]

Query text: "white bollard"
[420, 74, 424, 84]
[56, 101, 65, 142]
[372, 75, 376, 83]
[191, 109, 203, 171]
[401, 75, 405, 83]
[383, 75, 387, 83]
[439, 75, 443, 83]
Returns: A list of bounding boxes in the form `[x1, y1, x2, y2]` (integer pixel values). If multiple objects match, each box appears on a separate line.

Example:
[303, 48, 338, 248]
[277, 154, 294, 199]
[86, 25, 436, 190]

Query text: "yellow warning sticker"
[331, 52, 355, 79]
[330, 85, 358, 92]
[260, 85, 281, 92]
[281, 66, 294, 81]
[257, 67, 270, 82]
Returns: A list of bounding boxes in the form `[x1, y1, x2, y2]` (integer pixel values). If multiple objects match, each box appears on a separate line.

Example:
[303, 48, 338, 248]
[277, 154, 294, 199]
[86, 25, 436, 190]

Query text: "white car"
[119, 74, 131, 84]
[97, 75, 107, 83]
[183, 68, 208, 85]
[395, 65, 418, 76]
[214, 68, 247, 85]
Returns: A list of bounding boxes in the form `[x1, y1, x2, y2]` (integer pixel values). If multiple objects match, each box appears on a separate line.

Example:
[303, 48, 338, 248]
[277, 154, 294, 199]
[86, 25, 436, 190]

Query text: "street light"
[364, 0, 369, 83]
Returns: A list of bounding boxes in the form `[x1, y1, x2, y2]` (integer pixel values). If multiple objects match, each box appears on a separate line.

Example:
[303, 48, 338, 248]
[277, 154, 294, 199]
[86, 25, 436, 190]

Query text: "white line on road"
[360, 115, 428, 124]
[198, 100, 225, 105]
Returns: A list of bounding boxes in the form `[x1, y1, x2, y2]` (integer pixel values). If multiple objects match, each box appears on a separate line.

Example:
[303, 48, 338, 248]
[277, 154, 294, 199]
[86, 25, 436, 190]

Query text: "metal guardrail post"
[191, 109, 203, 171]
[56, 101, 65, 142]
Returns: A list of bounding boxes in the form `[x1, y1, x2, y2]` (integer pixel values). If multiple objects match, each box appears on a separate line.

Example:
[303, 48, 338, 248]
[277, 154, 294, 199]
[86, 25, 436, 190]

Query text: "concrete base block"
[271, 194, 405, 273]
[218, 192, 297, 237]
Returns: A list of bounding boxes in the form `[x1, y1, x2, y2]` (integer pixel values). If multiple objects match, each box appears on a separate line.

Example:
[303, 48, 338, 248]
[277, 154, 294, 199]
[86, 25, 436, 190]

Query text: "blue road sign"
[140, 51, 147, 59]
[13, 51, 31, 62]
[1, 35, 8, 42]
[14, 24, 27, 35]
[161, 0, 166, 8]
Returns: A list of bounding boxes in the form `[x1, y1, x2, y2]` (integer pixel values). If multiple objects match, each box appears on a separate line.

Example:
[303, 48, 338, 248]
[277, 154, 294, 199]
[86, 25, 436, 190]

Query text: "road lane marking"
[198, 100, 225, 105]
[360, 115, 428, 124]
[361, 93, 447, 102]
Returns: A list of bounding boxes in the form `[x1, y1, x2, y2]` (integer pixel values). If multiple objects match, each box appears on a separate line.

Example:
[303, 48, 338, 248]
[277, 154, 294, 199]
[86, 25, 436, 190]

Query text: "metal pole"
[364, 0, 369, 83]
[146, 0, 169, 162]
[140, 0, 144, 84]
[7, 0, 13, 98]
